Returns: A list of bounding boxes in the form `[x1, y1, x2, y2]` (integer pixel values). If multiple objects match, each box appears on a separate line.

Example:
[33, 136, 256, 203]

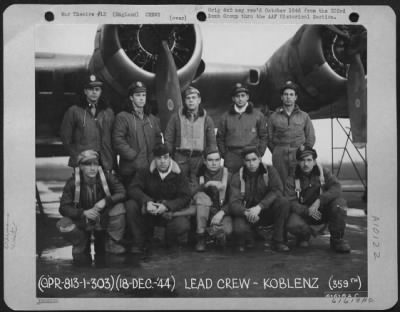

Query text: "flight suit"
[285, 165, 350, 252]
[268, 105, 315, 186]
[191, 165, 233, 251]
[57, 170, 126, 265]
[229, 164, 290, 248]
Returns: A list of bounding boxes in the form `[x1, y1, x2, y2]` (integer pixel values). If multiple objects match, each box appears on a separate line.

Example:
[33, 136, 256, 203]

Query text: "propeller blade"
[327, 25, 367, 147]
[346, 53, 367, 147]
[155, 40, 183, 132]
[347, 30, 367, 58]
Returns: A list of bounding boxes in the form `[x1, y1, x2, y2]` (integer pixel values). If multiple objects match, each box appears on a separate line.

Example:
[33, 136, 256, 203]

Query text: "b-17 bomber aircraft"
[35, 24, 367, 157]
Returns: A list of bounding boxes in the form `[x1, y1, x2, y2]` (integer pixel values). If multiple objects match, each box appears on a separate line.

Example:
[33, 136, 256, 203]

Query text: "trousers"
[125, 199, 191, 247]
[223, 149, 243, 174]
[272, 145, 298, 187]
[194, 191, 232, 236]
[232, 197, 290, 244]
[56, 202, 126, 256]
[287, 198, 347, 239]
[174, 152, 203, 187]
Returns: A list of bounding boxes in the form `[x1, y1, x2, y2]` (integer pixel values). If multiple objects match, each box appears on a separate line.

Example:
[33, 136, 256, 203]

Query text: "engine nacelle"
[89, 24, 203, 98]
[263, 25, 366, 117]
[262, 25, 367, 145]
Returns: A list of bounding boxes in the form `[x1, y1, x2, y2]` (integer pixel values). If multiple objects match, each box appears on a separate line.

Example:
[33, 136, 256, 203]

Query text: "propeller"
[155, 40, 183, 132]
[346, 50, 367, 148]
[329, 26, 367, 147]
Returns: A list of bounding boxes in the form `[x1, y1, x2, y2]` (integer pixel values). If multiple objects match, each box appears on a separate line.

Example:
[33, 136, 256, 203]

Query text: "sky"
[34, 23, 365, 170]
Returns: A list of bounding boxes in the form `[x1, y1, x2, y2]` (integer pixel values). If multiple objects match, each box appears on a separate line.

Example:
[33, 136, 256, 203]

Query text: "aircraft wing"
[35, 53, 91, 156]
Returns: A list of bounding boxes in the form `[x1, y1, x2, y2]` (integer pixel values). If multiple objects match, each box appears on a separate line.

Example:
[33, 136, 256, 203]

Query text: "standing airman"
[112, 81, 162, 187]
[267, 81, 316, 186]
[165, 86, 217, 186]
[61, 75, 116, 173]
[217, 83, 268, 173]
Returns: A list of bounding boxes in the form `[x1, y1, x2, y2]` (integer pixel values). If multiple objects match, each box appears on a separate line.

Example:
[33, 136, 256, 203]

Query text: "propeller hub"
[137, 26, 174, 55]
[117, 25, 196, 72]
[322, 25, 367, 78]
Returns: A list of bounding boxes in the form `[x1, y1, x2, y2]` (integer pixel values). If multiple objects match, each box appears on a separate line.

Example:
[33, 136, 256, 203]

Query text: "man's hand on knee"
[211, 210, 225, 225]
[245, 205, 261, 224]
[83, 208, 100, 221]
[146, 201, 159, 215]
[154, 203, 168, 215]
[308, 200, 322, 221]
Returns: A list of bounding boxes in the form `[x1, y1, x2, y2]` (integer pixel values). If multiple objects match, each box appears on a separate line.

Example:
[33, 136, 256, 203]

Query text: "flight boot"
[195, 233, 206, 252]
[271, 241, 290, 252]
[330, 231, 351, 253]
[296, 232, 311, 248]
[129, 245, 145, 255]
[245, 236, 255, 249]
[94, 231, 107, 268]
[297, 239, 310, 248]
[105, 238, 126, 254]
[215, 233, 227, 249]
[72, 253, 92, 267]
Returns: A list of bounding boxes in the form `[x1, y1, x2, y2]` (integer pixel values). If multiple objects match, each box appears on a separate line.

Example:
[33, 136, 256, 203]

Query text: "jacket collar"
[77, 95, 107, 110]
[182, 105, 205, 118]
[122, 104, 151, 115]
[228, 102, 254, 115]
[196, 164, 224, 178]
[276, 104, 301, 115]
[130, 108, 146, 119]
[242, 162, 267, 179]
[294, 164, 321, 179]
[149, 159, 181, 175]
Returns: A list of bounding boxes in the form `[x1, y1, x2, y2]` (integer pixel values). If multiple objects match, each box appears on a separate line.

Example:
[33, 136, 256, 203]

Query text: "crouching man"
[229, 146, 290, 252]
[285, 145, 351, 253]
[56, 150, 127, 267]
[125, 143, 192, 253]
[192, 146, 232, 252]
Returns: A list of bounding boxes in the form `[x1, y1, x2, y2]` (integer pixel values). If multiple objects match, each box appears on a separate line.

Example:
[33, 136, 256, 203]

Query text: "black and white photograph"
[3, 4, 397, 310]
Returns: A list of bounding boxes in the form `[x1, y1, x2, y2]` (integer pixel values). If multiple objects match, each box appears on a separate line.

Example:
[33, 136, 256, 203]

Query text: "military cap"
[153, 143, 169, 157]
[203, 146, 220, 158]
[184, 86, 200, 97]
[232, 83, 249, 96]
[85, 74, 103, 88]
[280, 80, 298, 94]
[241, 145, 261, 158]
[128, 81, 147, 95]
[77, 150, 99, 164]
[296, 145, 317, 160]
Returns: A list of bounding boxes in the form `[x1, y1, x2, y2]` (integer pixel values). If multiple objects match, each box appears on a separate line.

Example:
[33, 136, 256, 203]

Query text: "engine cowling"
[89, 24, 203, 97]
[263, 25, 367, 145]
